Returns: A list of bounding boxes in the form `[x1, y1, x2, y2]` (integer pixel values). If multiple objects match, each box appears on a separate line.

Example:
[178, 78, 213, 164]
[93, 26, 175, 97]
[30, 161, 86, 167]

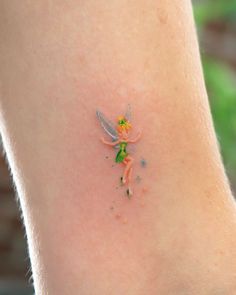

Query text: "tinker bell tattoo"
[96, 105, 142, 197]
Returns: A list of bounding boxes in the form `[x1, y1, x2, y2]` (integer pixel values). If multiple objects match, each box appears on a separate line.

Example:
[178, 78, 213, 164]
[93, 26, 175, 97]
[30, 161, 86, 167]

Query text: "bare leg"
[122, 156, 133, 185]
[121, 159, 128, 184]
[127, 167, 134, 197]
[1, 1, 236, 295]
[128, 167, 133, 184]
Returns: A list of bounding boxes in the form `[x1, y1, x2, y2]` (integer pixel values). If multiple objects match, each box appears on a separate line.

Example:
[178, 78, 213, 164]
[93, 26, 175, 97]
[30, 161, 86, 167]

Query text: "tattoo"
[140, 158, 147, 168]
[97, 105, 142, 197]
[135, 175, 142, 183]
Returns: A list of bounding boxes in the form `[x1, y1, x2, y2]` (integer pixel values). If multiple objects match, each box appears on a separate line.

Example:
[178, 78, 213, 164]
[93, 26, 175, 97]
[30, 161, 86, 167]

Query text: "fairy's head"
[117, 115, 132, 138]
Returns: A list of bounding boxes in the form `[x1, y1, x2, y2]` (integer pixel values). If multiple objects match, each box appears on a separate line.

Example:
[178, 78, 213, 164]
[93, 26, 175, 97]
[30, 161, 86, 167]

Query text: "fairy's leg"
[126, 157, 134, 196]
[125, 157, 134, 185]
[128, 167, 133, 184]
[123, 156, 134, 185]
[121, 158, 128, 184]
[126, 167, 134, 197]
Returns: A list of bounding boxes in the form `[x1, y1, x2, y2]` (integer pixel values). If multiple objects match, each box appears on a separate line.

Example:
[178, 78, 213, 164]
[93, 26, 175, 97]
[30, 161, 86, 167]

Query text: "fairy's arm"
[101, 137, 120, 146]
[128, 131, 142, 143]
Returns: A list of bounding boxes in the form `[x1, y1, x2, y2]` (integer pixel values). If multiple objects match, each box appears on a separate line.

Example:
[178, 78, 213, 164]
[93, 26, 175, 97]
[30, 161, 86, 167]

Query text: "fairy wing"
[96, 110, 119, 141]
[125, 103, 132, 121]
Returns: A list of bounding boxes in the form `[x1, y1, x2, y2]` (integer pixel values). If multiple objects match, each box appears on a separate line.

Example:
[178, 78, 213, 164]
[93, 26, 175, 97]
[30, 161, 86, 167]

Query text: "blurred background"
[0, 0, 236, 294]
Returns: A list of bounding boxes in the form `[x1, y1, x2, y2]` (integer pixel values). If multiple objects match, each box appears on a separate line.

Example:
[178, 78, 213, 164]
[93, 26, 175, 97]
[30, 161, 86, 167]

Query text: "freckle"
[142, 187, 148, 193]
[158, 10, 168, 24]
[122, 218, 128, 224]
[110, 206, 114, 210]
[135, 175, 142, 183]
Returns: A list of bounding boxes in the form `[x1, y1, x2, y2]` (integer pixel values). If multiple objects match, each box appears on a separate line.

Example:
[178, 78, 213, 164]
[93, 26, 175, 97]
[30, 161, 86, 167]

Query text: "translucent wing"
[96, 110, 119, 141]
[125, 103, 132, 121]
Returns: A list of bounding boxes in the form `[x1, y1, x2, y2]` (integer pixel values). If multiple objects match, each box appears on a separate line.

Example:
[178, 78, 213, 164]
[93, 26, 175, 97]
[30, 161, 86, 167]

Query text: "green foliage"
[194, 0, 236, 27]
[193, 1, 236, 179]
[203, 58, 236, 176]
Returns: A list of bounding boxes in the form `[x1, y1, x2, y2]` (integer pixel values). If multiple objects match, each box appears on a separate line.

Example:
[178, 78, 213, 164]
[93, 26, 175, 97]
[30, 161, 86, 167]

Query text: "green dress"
[116, 142, 128, 163]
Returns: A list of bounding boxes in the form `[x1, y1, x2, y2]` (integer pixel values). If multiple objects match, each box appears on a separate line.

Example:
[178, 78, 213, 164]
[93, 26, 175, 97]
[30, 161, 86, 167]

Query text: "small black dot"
[140, 158, 147, 167]
[136, 175, 142, 183]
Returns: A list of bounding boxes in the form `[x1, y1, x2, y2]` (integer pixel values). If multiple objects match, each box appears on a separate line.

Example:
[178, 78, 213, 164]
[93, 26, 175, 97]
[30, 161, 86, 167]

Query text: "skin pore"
[0, 0, 236, 294]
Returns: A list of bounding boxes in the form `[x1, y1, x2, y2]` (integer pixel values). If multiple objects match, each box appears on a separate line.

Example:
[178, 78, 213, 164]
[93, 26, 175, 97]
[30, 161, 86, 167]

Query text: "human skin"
[0, 0, 236, 294]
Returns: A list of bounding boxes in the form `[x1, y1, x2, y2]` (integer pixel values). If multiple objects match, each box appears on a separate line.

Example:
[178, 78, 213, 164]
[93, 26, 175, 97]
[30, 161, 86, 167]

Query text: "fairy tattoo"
[96, 105, 142, 197]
